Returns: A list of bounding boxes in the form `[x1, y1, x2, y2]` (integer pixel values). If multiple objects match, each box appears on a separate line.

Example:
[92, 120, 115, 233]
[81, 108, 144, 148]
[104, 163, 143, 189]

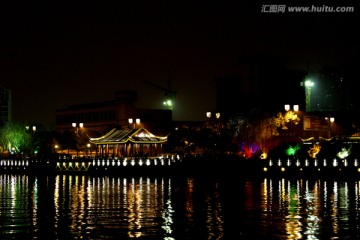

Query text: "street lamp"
[87, 143, 91, 156]
[25, 125, 37, 156]
[26, 126, 36, 131]
[205, 111, 222, 136]
[206, 112, 220, 119]
[284, 104, 299, 138]
[72, 122, 83, 135]
[128, 118, 140, 129]
[72, 123, 84, 156]
[284, 104, 299, 112]
[325, 117, 335, 138]
[54, 144, 59, 154]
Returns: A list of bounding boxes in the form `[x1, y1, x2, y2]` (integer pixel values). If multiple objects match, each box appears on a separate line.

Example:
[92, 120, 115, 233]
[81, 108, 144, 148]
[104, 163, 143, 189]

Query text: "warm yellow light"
[26, 125, 36, 131]
[281, 167, 285, 172]
[206, 112, 211, 118]
[330, 117, 335, 123]
[128, 118, 133, 124]
[136, 118, 140, 124]
[263, 167, 268, 172]
[215, 112, 220, 119]
[285, 104, 298, 111]
[72, 122, 83, 128]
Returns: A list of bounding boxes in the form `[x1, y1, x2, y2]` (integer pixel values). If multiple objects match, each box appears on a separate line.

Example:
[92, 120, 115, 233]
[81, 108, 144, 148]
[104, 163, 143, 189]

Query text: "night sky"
[1, 1, 358, 129]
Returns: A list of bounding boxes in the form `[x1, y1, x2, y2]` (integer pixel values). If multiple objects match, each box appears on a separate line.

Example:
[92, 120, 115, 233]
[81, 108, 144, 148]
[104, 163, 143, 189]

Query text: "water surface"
[1, 174, 359, 239]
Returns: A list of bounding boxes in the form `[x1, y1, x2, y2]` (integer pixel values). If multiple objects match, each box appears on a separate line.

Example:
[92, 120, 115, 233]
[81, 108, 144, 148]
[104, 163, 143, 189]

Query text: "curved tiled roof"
[89, 127, 167, 145]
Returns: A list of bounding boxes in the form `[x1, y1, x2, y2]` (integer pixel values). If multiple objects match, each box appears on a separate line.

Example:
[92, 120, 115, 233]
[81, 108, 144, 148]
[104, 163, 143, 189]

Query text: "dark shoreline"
[1, 155, 360, 180]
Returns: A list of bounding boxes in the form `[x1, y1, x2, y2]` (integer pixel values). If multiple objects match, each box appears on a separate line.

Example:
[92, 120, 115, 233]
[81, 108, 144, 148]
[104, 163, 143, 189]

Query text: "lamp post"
[325, 117, 335, 138]
[206, 112, 220, 119]
[87, 143, 91, 156]
[284, 104, 299, 112]
[54, 144, 59, 154]
[205, 111, 223, 153]
[205, 112, 221, 129]
[72, 122, 83, 135]
[72, 123, 84, 156]
[26, 125, 37, 156]
[284, 104, 299, 138]
[128, 118, 140, 129]
[26, 125, 37, 131]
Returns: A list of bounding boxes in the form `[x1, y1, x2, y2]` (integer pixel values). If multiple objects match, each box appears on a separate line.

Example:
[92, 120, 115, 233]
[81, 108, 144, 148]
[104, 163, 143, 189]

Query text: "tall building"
[303, 65, 359, 133]
[0, 85, 11, 125]
[55, 90, 172, 136]
[215, 55, 306, 117]
[309, 65, 358, 112]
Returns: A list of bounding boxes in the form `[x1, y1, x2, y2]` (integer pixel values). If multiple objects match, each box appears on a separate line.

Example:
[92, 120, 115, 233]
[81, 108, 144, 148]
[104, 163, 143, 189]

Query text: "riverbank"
[1, 155, 360, 179]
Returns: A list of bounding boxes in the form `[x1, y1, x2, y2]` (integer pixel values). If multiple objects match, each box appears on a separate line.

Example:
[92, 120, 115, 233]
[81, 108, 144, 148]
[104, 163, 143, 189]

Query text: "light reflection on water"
[1, 174, 360, 239]
[261, 178, 360, 239]
[52, 175, 175, 239]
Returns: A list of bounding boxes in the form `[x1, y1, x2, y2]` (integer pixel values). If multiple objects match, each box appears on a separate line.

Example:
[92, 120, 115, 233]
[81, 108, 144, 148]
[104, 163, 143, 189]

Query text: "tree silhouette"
[0, 121, 32, 156]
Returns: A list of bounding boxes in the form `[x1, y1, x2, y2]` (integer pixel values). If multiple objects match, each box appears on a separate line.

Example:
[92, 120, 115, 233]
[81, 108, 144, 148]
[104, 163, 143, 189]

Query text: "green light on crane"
[143, 79, 177, 111]
[163, 99, 173, 110]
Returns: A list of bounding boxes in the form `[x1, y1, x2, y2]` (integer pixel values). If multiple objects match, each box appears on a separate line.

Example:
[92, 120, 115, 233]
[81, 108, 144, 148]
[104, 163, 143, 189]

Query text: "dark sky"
[1, 1, 358, 129]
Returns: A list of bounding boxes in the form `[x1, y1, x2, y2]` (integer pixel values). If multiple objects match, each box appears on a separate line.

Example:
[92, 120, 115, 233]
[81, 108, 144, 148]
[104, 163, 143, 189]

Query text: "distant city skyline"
[0, 1, 358, 128]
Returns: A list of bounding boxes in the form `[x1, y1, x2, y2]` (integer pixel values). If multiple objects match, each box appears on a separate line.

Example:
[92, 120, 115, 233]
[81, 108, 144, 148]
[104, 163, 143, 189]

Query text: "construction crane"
[143, 79, 177, 110]
[302, 62, 315, 112]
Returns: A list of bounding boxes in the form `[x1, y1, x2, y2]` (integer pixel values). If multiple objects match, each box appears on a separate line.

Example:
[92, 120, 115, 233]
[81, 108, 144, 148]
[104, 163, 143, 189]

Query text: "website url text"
[261, 5, 355, 13]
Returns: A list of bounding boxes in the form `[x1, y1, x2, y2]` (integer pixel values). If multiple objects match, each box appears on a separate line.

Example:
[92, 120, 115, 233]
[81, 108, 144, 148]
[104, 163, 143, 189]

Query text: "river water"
[1, 173, 360, 239]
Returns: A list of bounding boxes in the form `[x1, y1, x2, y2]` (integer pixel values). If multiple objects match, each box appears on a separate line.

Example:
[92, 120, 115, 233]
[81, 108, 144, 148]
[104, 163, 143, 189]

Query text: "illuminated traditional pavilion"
[89, 127, 168, 157]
